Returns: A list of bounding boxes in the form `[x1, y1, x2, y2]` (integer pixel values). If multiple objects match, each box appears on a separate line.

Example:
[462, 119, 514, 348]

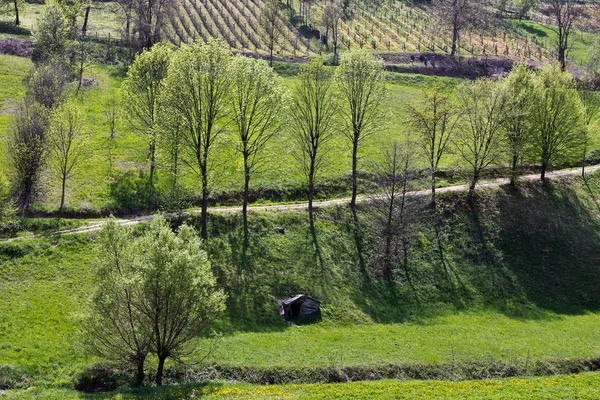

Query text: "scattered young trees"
[230, 56, 288, 240]
[84, 216, 226, 386]
[291, 59, 338, 228]
[408, 84, 456, 207]
[335, 49, 386, 209]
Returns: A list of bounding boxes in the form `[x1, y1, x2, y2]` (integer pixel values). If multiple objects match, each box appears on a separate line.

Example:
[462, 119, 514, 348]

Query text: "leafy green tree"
[85, 216, 226, 386]
[291, 59, 338, 229]
[48, 101, 88, 212]
[454, 79, 509, 192]
[55, 0, 87, 39]
[134, 216, 226, 385]
[162, 40, 232, 240]
[408, 83, 457, 207]
[530, 64, 585, 180]
[502, 63, 534, 186]
[83, 218, 152, 385]
[335, 49, 386, 209]
[230, 56, 287, 241]
[121, 42, 171, 206]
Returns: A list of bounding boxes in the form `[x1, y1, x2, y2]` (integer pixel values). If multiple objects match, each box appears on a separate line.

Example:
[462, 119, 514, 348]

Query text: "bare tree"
[335, 49, 386, 209]
[259, 0, 284, 67]
[408, 84, 457, 207]
[322, 1, 342, 64]
[8, 102, 49, 215]
[48, 102, 88, 213]
[454, 79, 509, 192]
[548, 0, 579, 71]
[432, 0, 477, 57]
[371, 141, 422, 293]
[230, 56, 287, 241]
[162, 40, 232, 240]
[291, 59, 338, 230]
[103, 97, 119, 172]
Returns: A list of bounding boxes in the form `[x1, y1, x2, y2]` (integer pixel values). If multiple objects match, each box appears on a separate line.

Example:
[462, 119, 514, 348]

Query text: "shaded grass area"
[6, 372, 600, 399]
[2, 172, 600, 389]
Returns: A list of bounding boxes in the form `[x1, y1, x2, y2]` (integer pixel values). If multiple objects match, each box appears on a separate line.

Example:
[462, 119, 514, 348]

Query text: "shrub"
[0, 364, 30, 390]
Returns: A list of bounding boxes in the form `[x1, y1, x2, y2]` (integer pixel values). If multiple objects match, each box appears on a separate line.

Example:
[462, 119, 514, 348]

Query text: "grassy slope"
[2, 172, 600, 389]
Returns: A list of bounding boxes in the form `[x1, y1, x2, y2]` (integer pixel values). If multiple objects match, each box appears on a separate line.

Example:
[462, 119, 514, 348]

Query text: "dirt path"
[2, 165, 598, 242]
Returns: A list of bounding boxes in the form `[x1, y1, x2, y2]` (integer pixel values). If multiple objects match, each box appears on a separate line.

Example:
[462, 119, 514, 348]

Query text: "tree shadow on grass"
[493, 182, 600, 315]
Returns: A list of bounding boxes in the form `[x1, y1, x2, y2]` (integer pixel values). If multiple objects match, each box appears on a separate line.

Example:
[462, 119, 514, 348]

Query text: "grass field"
[5, 373, 600, 399]
[2, 171, 600, 390]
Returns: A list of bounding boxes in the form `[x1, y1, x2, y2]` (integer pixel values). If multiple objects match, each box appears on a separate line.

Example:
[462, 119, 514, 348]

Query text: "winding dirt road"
[3, 165, 599, 242]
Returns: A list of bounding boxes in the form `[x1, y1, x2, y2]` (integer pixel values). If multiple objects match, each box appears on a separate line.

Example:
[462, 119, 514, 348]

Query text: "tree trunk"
[59, 174, 66, 213]
[156, 356, 166, 386]
[470, 168, 478, 192]
[510, 152, 519, 186]
[350, 133, 359, 209]
[431, 171, 436, 208]
[242, 152, 250, 244]
[307, 156, 316, 231]
[135, 359, 145, 385]
[201, 168, 208, 240]
[149, 140, 156, 208]
[14, 0, 19, 26]
[541, 162, 547, 181]
[82, 6, 91, 37]
[270, 46, 273, 67]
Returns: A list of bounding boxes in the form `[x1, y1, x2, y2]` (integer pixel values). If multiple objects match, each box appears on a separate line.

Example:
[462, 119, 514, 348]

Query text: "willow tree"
[335, 49, 386, 209]
[121, 42, 171, 206]
[162, 40, 232, 240]
[230, 56, 287, 241]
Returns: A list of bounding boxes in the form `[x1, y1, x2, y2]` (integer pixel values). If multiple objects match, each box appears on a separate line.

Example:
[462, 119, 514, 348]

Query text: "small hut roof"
[279, 294, 321, 306]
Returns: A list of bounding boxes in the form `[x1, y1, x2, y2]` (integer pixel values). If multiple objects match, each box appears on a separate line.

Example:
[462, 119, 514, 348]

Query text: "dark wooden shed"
[278, 294, 321, 323]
